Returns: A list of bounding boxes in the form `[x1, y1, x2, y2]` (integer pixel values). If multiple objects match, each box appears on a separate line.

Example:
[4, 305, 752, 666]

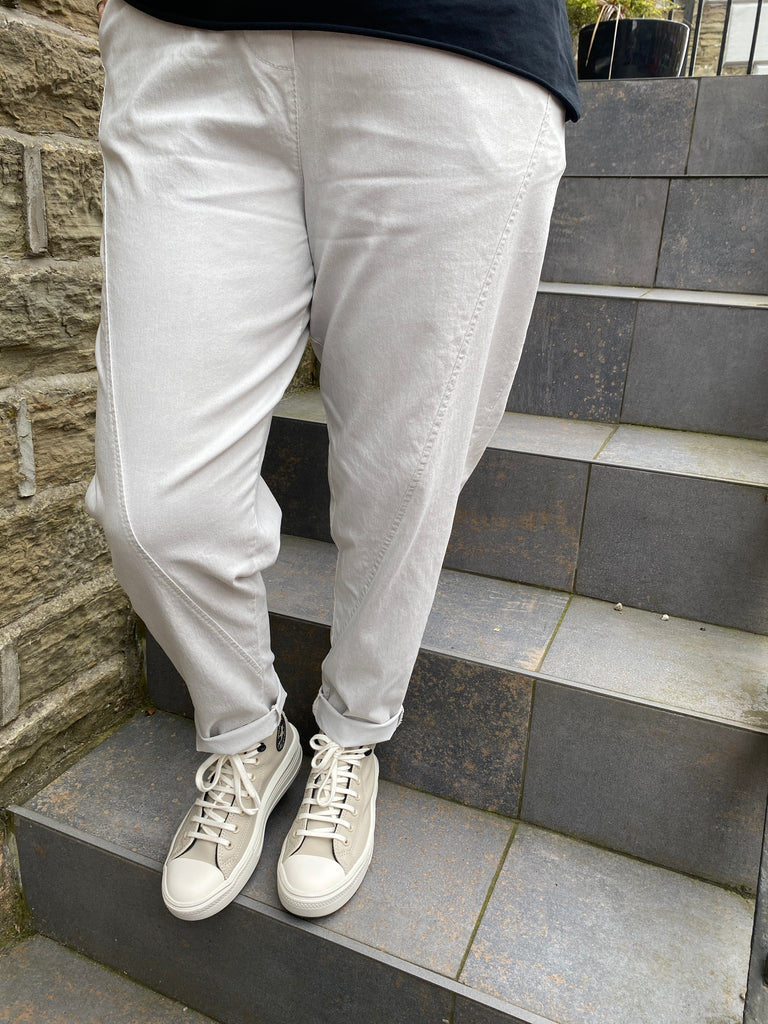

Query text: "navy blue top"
[123, 0, 581, 121]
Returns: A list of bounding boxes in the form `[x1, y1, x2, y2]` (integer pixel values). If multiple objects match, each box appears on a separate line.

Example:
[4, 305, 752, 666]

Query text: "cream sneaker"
[277, 733, 378, 918]
[162, 712, 301, 920]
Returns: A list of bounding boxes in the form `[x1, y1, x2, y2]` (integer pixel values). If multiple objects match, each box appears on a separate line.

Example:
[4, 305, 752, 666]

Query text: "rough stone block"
[622, 301, 768, 439]
[0, 484, 110, 621]
[0, 656, 137, 805]
[656, 178, 768, 294]
[23, 376, 97, 491]
[18, 0, 99, 37]
[8, 578, 133, 709]
[0, 13, 102, 137]
[542, 177, 669, 287]
[565, 79, 697, 177]
[509, 291, 635, 421]
[39, 140, 102, 258]
[688, 76, 768, 176]
[0, 133, 25, 258]
[0, 259, 101, 384]
[0, 821, 25, 950]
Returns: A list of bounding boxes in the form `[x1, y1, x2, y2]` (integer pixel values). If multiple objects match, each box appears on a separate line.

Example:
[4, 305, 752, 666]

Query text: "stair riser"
[13, 815, 477, 1024]
[263, 418, 768, 633]
[509, 293, 768, 441]
[566, 77, 768, 179]
[147, 628, 768, 894]
[542, 176, 768, 294]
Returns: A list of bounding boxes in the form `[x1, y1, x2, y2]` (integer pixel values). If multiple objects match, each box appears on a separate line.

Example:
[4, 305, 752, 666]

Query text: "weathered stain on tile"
[380, 651, 533, 817]
[448, 449, 587, 591]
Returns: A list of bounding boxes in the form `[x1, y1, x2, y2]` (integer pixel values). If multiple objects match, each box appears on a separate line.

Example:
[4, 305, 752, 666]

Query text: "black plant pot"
[578, 18, 690, 79]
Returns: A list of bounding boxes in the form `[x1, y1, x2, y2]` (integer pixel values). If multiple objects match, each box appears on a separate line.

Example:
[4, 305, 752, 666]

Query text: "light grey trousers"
[87, 0, 566, 753]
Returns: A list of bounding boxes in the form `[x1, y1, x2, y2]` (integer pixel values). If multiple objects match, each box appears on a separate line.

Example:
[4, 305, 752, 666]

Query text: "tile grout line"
[454, 822, 519, 985]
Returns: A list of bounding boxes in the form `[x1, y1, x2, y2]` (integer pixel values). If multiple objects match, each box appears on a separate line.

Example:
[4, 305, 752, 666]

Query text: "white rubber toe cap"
[164, 859, 225, 904]
[280, 854, 345, 897]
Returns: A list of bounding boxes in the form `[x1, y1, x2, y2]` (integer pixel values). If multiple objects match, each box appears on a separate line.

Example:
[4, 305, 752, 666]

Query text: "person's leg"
[306, 36, 566, 744]
[278, 34, 566, 916]
[88, 1, 314, 753]
[88, 2, 311, 917]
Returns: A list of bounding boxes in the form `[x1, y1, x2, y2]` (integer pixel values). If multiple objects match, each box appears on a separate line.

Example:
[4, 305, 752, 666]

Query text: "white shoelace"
[295, 734, 370, 846]
[186, 746, 264, 849]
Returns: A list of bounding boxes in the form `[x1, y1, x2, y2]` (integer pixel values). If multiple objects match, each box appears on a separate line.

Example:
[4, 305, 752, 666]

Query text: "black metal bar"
[747, 0, 764, 74]
[717, 0, 735, 75]
[687, 0, 705, 76]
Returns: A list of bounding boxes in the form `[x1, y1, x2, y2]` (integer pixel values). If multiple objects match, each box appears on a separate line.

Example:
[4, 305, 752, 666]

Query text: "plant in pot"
[566, 0, 690, 79]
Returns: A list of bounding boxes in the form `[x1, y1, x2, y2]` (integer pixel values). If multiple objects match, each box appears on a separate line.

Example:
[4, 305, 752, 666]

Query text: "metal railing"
[679, 0, 765, 74]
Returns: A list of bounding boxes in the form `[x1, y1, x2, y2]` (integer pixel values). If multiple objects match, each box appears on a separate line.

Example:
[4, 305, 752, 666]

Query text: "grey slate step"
[0, 935, 219, 1024]
[11, 712, 756, 1024]
[564, 78, 768, 179]
[509, 283, 768, 440]
[264, 392, 768, 633]
[541, 175, 768, 294]
[147, 534, 768, 893]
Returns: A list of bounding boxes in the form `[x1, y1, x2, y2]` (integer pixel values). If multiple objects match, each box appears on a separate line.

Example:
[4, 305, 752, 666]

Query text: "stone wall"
[0, 0, 318, 947]
[0, 0, 140, 943]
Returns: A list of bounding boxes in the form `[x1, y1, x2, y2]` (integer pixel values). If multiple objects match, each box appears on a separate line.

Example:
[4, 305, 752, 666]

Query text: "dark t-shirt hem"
[121, 4, 582, 121]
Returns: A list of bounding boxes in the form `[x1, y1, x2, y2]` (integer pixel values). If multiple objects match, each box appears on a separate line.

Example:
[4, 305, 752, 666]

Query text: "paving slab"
[564, 79, 698, 177]
[656, 178, 768, 294]
[0, 935, 218, 1024]
[622, 300, 768, 440]
[576, 464, 768, 634]
[542, 595, 768, 729]
[542, 177, 669, 288]
[508, 291, 635, 422]
[688, 76, 768, 177]
[461, 824, 753, 1024]
[521, 682, 768, 891]
[264, 535, 569, 673]
[596, 424, 768, 485]
[489, 413, 613, 461]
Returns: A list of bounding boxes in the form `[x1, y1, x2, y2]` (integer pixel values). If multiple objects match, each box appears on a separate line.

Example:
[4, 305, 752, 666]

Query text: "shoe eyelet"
[232, 825, 240, 834]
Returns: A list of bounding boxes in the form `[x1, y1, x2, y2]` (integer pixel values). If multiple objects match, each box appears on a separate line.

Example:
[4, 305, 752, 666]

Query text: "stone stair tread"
[276, 392, 768, 486]
[264, 534, 570, 675]
[0, 934, 218, 1024]
[596, 423, 768, 486]
[266, 535, 768, 732]
[538, 280, 768, 308]
[15, 712, 753, 1024]
[543, 596, 768, 731]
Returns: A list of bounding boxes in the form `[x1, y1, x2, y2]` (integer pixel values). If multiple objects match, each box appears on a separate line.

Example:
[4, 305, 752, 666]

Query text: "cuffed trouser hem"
[312, 692, 404, 748]
[195, 694, 286, 754]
